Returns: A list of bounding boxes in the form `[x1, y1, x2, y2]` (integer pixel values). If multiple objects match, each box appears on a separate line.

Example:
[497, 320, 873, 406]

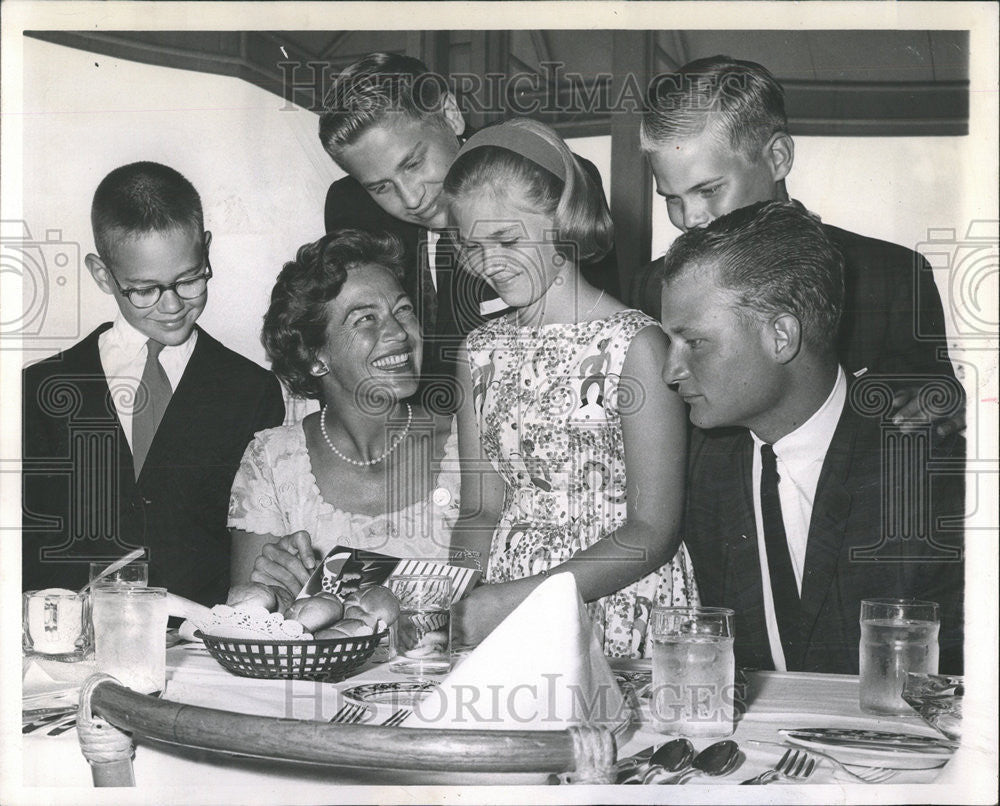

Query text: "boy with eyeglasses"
[22, 162, 284, 605]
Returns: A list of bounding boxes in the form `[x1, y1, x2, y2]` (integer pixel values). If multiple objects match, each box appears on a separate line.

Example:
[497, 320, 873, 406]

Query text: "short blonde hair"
[641, 55, 787, 162]
[444, 118, 613, 263]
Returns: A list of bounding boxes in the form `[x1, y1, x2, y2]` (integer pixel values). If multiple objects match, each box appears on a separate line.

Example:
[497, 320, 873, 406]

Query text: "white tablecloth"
[15, 645, 971, 804]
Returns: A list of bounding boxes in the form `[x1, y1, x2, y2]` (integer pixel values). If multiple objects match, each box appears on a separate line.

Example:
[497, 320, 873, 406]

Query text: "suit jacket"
[683, 388, 965, 674]
[22, 325, 285, 606]
[630, 219, 955, 381]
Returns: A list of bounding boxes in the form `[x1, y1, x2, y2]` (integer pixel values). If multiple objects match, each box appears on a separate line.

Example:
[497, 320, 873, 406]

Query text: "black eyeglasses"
[106, 256, 213, 309]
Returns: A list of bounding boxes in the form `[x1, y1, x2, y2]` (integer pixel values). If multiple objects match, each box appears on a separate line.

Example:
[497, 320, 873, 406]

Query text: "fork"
[741, 749, 817, 784]
[745, 740, 899, 784]
[784, 745, 899, 784]
[380, 709, 411, 727]
[328, 703, 369, 724]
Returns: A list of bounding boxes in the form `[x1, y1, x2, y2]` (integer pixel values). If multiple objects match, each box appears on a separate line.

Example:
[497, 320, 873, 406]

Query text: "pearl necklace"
[320, 403, 412, 467]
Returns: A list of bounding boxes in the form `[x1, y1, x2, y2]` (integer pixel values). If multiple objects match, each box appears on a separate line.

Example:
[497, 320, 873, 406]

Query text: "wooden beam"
[467, 31, 509, 129]
[610, 31, 655, 298]
[406, 30, 451, 76]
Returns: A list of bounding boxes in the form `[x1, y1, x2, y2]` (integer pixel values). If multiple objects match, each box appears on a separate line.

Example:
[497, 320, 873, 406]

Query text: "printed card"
[296, 546, 480, 604]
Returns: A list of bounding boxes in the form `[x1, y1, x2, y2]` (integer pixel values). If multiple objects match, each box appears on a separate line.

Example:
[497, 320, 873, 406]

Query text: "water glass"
[92, 586, 168, 694]
[859, 598, 939, 715]
[89, 560, 148, 588]
[388, 575, 452, 676]
[649, 606, 736, 738]
[23, 589, 92, 661]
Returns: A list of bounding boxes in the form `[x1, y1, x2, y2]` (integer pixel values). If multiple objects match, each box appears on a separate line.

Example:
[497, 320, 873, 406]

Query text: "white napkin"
[23, 656, 97, 707]
[407, 574, 630, 732]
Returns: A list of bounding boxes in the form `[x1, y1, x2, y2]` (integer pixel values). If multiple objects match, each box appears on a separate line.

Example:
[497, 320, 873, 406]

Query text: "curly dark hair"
[262, 229, 407, 399]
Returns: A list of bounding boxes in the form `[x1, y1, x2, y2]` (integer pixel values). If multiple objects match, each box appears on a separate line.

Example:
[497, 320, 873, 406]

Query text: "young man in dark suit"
[22, 162, 285, 606]
[637, 55, 963, 437]
[318, 53, 620, 407]
[660, 201, 964, 674]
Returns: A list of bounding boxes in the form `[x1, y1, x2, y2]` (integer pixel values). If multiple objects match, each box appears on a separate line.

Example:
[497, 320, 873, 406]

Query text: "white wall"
[20, 37, 345, 368]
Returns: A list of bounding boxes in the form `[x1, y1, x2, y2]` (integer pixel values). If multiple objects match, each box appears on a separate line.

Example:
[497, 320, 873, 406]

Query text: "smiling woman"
[226, 229, 460, 606]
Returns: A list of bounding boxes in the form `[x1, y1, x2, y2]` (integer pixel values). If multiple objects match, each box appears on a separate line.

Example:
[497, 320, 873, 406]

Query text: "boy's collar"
[109, 313, 197, 352]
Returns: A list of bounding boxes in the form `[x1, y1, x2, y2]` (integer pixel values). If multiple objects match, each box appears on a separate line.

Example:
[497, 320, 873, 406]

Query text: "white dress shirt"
[750, 366, 847, 671]
[99, 315, 197, 449]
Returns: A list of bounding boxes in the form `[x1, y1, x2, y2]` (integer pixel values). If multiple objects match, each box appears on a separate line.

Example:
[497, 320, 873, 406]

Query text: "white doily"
[180, 605, 314, 641]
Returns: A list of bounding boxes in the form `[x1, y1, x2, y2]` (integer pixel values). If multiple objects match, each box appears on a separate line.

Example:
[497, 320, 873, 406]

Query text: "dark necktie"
[132, 339, 172, 479]
[435, 229, 477, 337]
[418, 231, 440, 337]
[436, 229, 510, 338]
[760, 443, 801, 669]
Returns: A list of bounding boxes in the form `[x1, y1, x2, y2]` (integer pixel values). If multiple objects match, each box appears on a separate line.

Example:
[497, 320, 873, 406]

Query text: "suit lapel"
[797, 405, 856, 667]
[78, 325, 132, 450]
[728, 434, 765, 607]
[75, 325, 137, 499]
[723, 433, 774, 665]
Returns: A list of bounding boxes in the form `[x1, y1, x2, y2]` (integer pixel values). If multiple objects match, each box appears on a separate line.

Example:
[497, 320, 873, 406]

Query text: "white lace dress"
[228, 419, 460, 561]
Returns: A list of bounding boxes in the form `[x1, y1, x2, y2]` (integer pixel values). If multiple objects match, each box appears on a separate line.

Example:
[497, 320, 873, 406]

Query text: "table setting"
[20, 551, 967, 798]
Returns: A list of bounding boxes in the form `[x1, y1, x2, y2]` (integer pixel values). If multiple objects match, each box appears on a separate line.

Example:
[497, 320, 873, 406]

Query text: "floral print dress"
[466, 309, 698, 658]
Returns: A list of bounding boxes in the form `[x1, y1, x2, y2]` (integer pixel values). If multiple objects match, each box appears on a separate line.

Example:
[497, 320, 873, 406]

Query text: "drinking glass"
[23, 589, 92, 661]
[92, 586, 168, 694]
[859, 598, 939, 715]
[89, 560, 148, 588]
[649, 606, 736, 737]
[388, 575, 452, 675]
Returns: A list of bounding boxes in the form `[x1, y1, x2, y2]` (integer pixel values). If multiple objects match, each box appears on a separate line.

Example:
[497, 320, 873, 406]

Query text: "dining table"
[18, 637, 971, 805]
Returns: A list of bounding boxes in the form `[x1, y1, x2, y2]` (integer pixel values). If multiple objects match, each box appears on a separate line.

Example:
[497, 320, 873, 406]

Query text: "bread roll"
[226, 583, 278, 613]
[318, 618, 373, 638]
[343, 604, 379, 629]
[283, 594, 344, 632]
[359, 585, 402, 627]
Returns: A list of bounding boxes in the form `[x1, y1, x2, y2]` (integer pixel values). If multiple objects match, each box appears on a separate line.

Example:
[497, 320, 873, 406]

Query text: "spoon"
[644, 739, 741, 784]
[650, 737, 696, 771]
[616, 738, 694, 783]
[79, 548, 145, 594]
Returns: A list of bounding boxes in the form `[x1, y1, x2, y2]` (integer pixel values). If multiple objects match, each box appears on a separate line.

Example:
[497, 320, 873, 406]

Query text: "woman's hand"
[248, 530, 317, 602]
[451, 576, 543, 648]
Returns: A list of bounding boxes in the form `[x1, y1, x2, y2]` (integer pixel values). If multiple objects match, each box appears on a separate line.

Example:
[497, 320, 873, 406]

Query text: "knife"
[780, 728, 959, 752]
[22, 705, 77, 720]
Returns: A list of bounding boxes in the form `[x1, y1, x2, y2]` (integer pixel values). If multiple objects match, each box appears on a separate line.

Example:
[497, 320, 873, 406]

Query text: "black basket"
[195, 630, 387, 682]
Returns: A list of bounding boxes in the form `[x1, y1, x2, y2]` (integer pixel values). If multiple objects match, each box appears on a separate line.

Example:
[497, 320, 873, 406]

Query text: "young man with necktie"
[22, 162, 284, 605]
[660, 201, 963, 674]
[318, 52, 621, 409]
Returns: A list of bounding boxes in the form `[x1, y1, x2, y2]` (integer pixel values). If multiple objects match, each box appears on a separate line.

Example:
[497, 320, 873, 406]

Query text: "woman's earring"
[311, 362, 330, 377]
